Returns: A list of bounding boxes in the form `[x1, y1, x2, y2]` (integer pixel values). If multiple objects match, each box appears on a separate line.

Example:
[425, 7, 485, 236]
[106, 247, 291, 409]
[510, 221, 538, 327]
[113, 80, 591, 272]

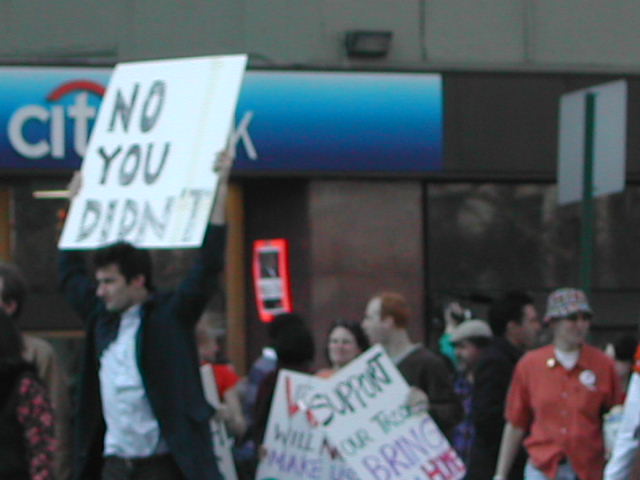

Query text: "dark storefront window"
[427, 182, 640, 335]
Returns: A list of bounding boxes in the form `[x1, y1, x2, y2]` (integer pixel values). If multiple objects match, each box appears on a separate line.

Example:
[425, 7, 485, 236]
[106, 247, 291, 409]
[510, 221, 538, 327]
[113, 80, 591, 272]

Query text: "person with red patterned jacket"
[362, 291, 463, 437]
[0, 308, 55, 480]
[0, 262, 73, 480]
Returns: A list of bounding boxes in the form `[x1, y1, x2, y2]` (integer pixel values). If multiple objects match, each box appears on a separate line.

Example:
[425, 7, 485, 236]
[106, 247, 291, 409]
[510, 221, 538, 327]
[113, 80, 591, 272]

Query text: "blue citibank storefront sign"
[0, 66, 443, 173]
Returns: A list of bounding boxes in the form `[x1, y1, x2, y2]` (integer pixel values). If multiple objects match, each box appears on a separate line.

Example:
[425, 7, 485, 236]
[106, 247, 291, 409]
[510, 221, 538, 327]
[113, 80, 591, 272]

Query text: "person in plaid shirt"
[450, 319, 493, 465]
[0, 309, 55, 480]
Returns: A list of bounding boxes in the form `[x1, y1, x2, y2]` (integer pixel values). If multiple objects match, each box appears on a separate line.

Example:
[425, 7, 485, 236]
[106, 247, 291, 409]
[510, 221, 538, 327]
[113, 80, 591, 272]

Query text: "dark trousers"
[101, 454, 185, 480]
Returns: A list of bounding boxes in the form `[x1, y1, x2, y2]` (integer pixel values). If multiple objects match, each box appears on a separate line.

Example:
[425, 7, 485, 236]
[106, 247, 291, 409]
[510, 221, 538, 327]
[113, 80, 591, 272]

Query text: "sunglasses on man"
[564, 311, 593, 322]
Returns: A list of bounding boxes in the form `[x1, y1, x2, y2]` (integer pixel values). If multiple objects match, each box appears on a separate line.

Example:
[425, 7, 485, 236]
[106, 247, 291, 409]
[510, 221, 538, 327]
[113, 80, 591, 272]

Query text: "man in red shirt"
[494, 288, 622, 480]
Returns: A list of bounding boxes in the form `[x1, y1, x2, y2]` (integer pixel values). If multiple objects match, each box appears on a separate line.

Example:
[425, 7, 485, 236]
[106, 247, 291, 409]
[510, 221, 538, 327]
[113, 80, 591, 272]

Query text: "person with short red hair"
[362, 291, 462, 437]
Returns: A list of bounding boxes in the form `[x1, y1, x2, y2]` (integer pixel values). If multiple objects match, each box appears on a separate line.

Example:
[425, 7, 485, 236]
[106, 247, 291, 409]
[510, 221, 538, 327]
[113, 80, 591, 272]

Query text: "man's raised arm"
[174, 148, 234, 325]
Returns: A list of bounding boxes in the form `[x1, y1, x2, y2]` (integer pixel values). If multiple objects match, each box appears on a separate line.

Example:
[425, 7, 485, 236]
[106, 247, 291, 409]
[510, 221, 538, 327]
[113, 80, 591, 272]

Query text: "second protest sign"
[257, 346, 465, 480]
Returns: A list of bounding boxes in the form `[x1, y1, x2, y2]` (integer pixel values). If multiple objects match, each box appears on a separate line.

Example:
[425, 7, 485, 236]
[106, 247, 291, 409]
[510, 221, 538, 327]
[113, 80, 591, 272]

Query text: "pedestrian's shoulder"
[23, 334, 56, 356]
[149, 290, 173, 304]
[22, 334, 58, 368]
[248, 355, 277, 378]
[406, 345, 450, 369]
[517, 344, 554, 367]
[475, 346, 507, 371]
[582, 343, 616, 365]
[478, 342, 506, 362]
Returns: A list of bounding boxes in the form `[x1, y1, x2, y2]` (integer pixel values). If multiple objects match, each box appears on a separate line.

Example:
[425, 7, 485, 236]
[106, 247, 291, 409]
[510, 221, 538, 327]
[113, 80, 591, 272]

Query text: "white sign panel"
[200, 364, 239, 480]
[255, 370, 357, 480]
[256, 349, 464, 480]
[557, 80, 627, 205]
[59, 54, 247, 249]
[306, 346, 465, 480]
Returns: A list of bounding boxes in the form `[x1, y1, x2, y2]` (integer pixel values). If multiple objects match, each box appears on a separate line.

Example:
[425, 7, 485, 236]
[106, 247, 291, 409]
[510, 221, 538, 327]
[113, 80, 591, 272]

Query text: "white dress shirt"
[99, 304, 168, 458]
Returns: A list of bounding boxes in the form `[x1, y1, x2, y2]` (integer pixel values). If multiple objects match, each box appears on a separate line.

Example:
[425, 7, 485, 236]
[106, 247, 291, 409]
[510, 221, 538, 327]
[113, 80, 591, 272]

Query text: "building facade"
[2, 1, 640, 371]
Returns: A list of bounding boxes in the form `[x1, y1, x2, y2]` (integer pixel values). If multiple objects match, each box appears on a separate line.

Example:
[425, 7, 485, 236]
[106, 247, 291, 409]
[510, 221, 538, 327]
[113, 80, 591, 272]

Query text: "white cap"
[451, 319, 493, 343]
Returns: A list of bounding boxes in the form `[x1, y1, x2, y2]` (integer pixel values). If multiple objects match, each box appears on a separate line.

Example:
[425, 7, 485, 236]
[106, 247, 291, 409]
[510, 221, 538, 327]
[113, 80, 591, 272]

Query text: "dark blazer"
[59, 224, 225, 480]
[467, 336, 526, 480]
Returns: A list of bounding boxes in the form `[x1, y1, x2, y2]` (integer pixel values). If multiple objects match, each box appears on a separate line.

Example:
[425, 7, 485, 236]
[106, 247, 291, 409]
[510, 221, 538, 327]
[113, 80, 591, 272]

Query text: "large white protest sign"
[305, 346, 465, 480]
[255, 370, 358, 480]
[200, 364, 239, 480]
[59, 54, 247, 249]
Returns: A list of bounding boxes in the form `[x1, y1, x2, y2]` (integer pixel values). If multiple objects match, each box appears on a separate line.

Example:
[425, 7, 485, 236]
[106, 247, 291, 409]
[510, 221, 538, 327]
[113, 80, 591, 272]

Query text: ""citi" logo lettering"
[7, 79, 105, 159]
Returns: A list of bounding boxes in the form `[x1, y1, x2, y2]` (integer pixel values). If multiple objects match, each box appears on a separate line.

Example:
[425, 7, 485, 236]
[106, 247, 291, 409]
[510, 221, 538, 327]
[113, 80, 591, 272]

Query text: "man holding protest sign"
[362, 292, 463, 437]
[59, 55, 246, 480]
[56, 54, 246, 480]
[58, 150, 231, 480]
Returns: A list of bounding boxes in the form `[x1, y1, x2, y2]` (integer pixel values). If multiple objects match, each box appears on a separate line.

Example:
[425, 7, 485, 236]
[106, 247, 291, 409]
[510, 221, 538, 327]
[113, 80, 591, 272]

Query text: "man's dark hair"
[488, 290, 534, 337]
[93, 242, 154, 291]
[267, 312, 304, 341]
[272, 314, 315, 367]
[0, 263, 28, 319]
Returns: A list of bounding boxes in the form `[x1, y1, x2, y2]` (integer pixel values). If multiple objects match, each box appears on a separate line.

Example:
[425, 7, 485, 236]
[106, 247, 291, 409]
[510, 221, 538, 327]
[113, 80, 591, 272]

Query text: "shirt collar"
[121, 304, 142, 323]
[546, 344, 590, 370]
[392, 343, 421, 365]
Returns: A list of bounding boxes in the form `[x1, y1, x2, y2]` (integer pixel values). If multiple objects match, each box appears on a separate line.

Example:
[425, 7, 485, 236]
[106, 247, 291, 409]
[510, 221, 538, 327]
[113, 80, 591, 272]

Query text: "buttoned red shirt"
[506, 344, 622, 480]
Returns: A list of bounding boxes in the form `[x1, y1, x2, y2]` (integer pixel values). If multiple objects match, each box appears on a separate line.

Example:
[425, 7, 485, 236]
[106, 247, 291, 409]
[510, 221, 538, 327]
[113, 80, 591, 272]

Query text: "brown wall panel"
[308, 180, 426, 368]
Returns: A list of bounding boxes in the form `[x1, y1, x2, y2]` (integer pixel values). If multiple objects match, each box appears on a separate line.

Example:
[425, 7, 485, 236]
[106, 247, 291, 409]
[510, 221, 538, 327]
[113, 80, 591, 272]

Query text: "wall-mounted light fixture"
[344, 30, 392, 58]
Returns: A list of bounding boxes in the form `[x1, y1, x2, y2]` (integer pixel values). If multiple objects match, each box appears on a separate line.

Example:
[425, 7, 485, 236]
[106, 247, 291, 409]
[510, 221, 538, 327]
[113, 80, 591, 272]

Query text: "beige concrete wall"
[1, 1, 640, 73]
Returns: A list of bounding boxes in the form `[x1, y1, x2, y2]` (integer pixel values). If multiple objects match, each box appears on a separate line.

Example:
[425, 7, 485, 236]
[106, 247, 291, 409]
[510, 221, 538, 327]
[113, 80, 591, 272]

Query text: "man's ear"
[1, 299, 18, 317]
[130, 274, 146, 289]
[382, 314, 395, 329]
[505, 320, 520, 335]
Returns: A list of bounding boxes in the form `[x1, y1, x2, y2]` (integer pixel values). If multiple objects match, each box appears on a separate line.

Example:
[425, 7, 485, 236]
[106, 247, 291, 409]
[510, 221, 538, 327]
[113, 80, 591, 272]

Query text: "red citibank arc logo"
[8, 79, 105, 160]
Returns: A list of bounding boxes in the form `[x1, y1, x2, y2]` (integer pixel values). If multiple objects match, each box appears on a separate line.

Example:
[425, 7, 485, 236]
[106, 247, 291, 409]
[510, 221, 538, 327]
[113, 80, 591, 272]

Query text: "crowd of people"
[0, 153, 639, 480]
[444, 289, 640, 480]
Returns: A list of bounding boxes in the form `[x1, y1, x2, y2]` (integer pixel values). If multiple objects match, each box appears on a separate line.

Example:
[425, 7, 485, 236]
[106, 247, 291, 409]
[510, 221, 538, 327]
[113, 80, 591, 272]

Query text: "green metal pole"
[580, 93, 596, 294]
